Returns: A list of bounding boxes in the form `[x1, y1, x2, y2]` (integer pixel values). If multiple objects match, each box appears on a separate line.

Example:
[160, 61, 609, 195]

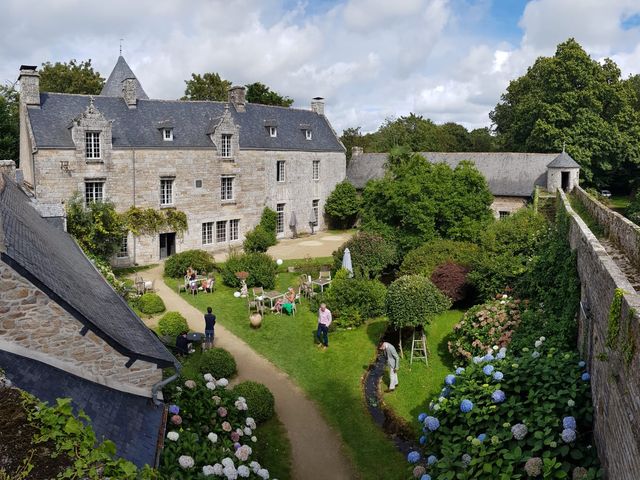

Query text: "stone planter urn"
[249, 312, 262, 328]
[287, 266, 296, 273]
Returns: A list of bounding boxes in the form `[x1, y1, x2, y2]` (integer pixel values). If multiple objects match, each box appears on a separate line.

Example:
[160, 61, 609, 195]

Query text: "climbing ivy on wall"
[606, 288, 624, 349]
[123, 206, 188, 236]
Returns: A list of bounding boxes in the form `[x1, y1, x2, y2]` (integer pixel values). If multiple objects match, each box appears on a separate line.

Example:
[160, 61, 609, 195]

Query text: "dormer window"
[85, 131, 101, 160]
[163, 128, 173, 141]
[269, 126, 277, 138]
[305, 129, 312, 140]
[221, 134, 232, 158]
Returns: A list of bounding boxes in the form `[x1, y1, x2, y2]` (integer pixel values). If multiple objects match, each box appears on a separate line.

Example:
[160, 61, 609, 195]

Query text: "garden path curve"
[145, 265, 356, 480]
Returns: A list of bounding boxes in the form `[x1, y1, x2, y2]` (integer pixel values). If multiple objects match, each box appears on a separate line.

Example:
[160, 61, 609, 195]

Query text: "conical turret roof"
[100, 56, 148, 99]
[547, 151, 580, 169]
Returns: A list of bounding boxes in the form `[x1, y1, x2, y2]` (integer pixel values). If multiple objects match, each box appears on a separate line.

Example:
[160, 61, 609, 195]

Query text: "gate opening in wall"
[561, 171, 570, 191]
[159, 232, 176, 259]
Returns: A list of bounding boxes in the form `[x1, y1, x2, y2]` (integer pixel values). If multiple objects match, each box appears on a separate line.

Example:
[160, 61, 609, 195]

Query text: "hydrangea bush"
[448, 295, 522, 362]
[160, 375, 277, 480]
[409, 342, 601, 479]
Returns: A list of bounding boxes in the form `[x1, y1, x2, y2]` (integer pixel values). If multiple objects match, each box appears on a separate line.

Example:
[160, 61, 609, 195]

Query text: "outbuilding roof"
[547, 151, 580, 169]
[0, 174, 175, 367]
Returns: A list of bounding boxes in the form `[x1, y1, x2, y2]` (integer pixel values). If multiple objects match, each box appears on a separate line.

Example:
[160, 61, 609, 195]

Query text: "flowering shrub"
[160, 375, 277, 479]
[448, 295, 522, 362]
[409, 343, 601, 479]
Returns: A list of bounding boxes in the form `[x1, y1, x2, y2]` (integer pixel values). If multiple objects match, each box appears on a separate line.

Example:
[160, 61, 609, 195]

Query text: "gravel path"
[145, 264, 356, 480]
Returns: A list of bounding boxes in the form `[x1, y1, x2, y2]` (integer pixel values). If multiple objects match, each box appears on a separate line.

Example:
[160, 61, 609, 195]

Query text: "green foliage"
[386, 275, 451, 329]
[88, 253, 127, 297]
[245, 82, 293, 107]
[430, 262, 471, 303]
[491, 38, 640, 190]
[448, 296, 523, 362]
[232, 381, 276, 423]
[66, 193, 126, 261]
[414, 345, 601, 479]
[221, 252, 277, 289]
[199, 348, 237, 378]
[39, 59, 104, 94]
[259, 207, 278, 236]
[606, 289, 624, 349]
[360, 149, 494, 254]
[625, 191, 640, 224]
[243, 226, 274, 253]
[0, 84, 19, 163]
[137, 293, 166, 315]
[400, 239, 479, 277]
[292, 256, 327, 278]
[181, 72, 231, 101]
[331, 232, 397, 279]
[158, 312, 189, 337]
[164, 249, 215, 278]
[321, 269, 387, 328]
[324, 181, 360, 229]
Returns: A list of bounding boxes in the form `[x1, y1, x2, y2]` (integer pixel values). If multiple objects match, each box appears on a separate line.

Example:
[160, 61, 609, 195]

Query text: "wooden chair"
[248, 297, 265, 315]
[178, 276, 189, 293]
[298, 275, 313, 299]
[312, 270, 332, 292]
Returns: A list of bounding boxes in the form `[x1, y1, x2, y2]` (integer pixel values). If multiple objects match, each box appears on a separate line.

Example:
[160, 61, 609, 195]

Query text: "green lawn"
[381, 310, 463, 430]
[607, 195, 631, 213]
[249, 415, 292, 480]
[165, 271, 408, 480]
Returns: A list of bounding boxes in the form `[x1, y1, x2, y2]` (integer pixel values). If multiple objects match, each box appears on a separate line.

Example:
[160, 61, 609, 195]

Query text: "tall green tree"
[468, 127, 497, 152]
[369, 114, 441, 152]
[490, 38, 640, 189]
[182, 72, 232, 101]
[0, 84, 19, 162]
[340, 126, 375, 161]
[39, 59, 104, 94]
[245, 82, 293, 107]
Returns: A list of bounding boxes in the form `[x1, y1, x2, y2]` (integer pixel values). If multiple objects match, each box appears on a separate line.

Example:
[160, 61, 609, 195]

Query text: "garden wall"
[574, 186, 640, 267]
[558, 190, 640, 479]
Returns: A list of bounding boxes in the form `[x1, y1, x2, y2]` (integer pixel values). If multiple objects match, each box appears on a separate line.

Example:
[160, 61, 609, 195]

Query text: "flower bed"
[160, 374, 278, 479]
[406, 341, 601, 479]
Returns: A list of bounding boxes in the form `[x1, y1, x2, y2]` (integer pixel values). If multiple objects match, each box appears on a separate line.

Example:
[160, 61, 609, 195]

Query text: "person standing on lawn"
[316, 303, 332, 349]
[379, 341, 400, 392]
[204, 306, 216, 350]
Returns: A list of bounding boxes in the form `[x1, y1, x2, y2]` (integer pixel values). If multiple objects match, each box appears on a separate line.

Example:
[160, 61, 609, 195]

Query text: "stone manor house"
[18, 57, 345, 265]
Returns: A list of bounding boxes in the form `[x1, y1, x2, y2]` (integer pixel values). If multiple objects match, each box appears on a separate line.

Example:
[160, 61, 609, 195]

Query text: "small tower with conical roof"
[100, 56, 148, 104]
[546, 149, 580, 192]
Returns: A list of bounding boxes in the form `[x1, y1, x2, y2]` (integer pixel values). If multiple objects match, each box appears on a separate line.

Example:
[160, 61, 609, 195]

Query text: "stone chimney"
[352, 146, 363, 157]
[228, 86, 246, 112]
[311, 97, 325, 115]
[18, 65, 40, 106]
[0, 160, 17, 181]
[122, 78, 137, 108]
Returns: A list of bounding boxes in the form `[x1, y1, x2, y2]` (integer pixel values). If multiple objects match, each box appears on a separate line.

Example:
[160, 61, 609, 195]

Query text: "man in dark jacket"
[204, 306, 216, 350]
[175, 331, 191, 355]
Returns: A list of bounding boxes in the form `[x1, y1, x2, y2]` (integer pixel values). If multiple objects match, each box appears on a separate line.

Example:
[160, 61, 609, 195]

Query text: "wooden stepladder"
[410, 328, 428, 366]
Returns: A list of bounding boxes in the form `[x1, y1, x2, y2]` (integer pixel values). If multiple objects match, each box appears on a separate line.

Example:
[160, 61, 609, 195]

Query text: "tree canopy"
[490, 38, 640, 190]
[39, 59, 104, 95]
[245, 82, 293, 107]
[0, 84, 19, 162]
[182, 72, 232, 101]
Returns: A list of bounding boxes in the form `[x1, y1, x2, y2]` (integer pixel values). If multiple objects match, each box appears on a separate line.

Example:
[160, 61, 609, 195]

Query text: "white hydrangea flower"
[204, 373, 214, 382]
[238, 465, 251, 478]
[539, 336, 546, 342]
[250, 461, 261, 473]
[257, 468, 270, 479]
[167, 431, 179, 441]
[224, 465, 238, 480]
[244, 427, 252, 436]
[246, 417, 257, 429]
[251, 436, 257, 442]
[208, 432, 218, 443]
[213, 463, 224, 475]
[217, 378, 229, 387]
[206, 381, 217, 390]
[492, 345, 499, 351]
[534, 340, 542, 348]
[236, 428, 244, 436]
[203, 465, 216, 476]
[567, 399, 575, 407]
[176, 386, 182, 392]
[179, 455, 195, 469]
[222, 458, 235, 468]
[237, 396, 246, 402]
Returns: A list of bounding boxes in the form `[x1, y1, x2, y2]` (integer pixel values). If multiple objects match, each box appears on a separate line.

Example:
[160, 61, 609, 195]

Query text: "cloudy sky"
[2, 0, 640, 133]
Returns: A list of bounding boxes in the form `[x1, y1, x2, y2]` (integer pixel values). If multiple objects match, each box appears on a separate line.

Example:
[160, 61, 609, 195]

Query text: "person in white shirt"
[379, 341, 400, 391]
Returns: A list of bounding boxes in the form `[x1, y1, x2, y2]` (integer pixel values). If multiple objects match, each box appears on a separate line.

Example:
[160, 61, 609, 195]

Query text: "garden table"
[263, 290, 285, 309]
[311, 278, 332, 293]
[187, 332, 203, 343]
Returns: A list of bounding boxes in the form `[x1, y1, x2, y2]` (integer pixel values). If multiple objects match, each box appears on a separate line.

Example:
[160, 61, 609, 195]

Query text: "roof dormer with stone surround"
[70, 98, 113, 165]
[208, 105, 240, 160]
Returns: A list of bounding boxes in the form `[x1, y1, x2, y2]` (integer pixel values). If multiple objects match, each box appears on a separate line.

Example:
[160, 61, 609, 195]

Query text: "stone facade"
[0, 260, 161, 396]
[490, 196, 527, 219]
[547, 166, 579, 192]
[558, 190, 640, 479]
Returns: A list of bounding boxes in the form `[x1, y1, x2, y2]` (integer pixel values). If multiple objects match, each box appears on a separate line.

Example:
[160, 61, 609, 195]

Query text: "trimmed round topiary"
[199, 348, 237, 379]
[332, 232, 397, 279]
[164, 249, 215, 278]
[232, 381, 275, 423]
[137, 293, 166, 315]
[386, 275, 451, 329]
[158, 312, 189, 337]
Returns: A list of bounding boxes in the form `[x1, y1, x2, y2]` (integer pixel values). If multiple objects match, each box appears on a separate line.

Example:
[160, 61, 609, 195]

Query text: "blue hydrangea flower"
[407, 451, 420, 463]
[493, 371, 504, 381]
[460, 399, 474, 413]
[424, 416, 440, 431]
[477, 433, 487, 442]
[168, 404, 180, 415]
[483, 365, 495, 375]
[427, 455, 438, 465]
[418, 413, 427, 422]
[563, 416, 577, 430]
[578, 360, 586, 368]
[561, 428, 577, 443]
[445, 374, 456, 386]
[484, 353, 495, 362]
[491, 390, 506, 403]
[473, 356, 483, 364]
[581, 372, 591, 381]
[496, 351, 506, 360]
[419, 435, 427, 445]
[440, 387, 450, 398]
[420, 475, 431, 480]
[456, 367, 465, 375]
[511, 423, 528, 440]
[531, 351, 541, 359]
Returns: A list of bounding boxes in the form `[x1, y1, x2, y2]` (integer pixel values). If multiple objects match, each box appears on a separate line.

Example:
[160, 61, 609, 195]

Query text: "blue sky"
[1, 0, 640, 133]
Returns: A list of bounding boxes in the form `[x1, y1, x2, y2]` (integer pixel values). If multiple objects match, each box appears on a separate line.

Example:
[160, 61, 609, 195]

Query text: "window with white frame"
[221, 134, 232, 158]
[216, 220, 227, 243]
[221, 176, 234, 201]
[312, 160, 320, 180]
[276, 203, 285, 234]
[163, 128, 173, 141]
[117, 234, 129, 257]
[312, 199, 319, 224]
[276, 161, 286, 182]
[229, 219, 239, 241]
[305, 129, 312, 140]
[160, 178, 174, 206]
[202, 222, 214, 245]
[269, 126, 277, 138]
[84, 181, 104, 204]
[85, 131, 101, 160]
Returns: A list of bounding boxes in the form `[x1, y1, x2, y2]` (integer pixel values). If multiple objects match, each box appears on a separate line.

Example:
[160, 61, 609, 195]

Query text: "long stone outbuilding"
[18, 57, 346, 266]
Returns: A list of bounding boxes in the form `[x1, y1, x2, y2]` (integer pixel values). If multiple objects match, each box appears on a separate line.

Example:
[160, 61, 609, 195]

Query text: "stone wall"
[558, 190, 640, 479]
[0, 260, 161, 397]
[574, 186, 640, 268]
[490, 196, 527, 218]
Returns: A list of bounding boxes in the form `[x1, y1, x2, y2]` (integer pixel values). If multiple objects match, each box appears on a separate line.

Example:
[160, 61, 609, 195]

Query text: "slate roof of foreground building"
[346, 151, 579, 197]
[0, 174, 175, 366]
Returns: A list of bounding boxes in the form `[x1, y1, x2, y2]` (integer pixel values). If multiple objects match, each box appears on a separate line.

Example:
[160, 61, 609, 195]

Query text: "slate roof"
[0, 350, 164, 468]
[547, 151, 580, 168]
[0, 174, 175, 366]
[346, 152, 565, 197]
[101, 56, 149, 100]
[28, 95, 344, 152]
